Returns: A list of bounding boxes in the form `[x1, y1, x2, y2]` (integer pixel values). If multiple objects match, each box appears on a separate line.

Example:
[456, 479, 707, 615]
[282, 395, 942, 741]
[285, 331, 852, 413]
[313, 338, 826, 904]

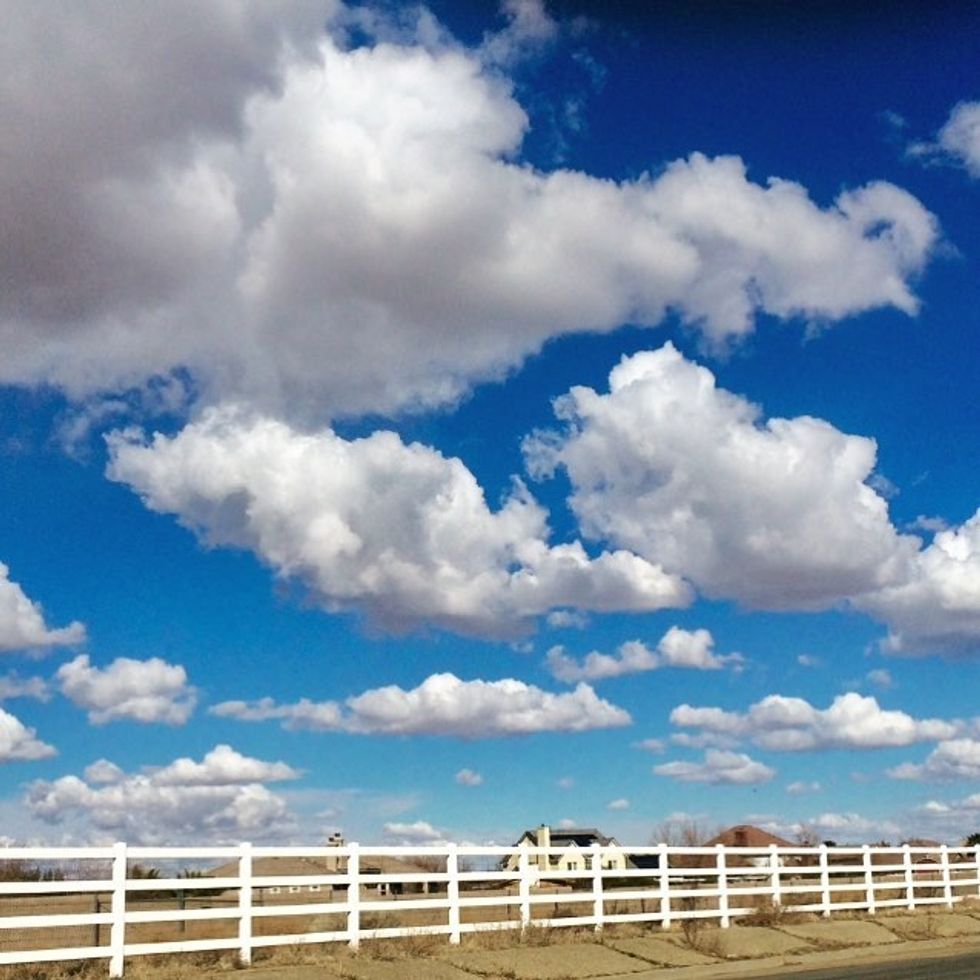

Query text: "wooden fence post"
[108, 841, 127, 979]
[591, 847, 604, 933]
[769, 845, 782, 907]
[903, 843, 915, 911]
[518, 844, 531, 934]
[238, 842, 253, 966]
[446, 844, 461, 944]
[658, 844, 671, 930]
[819, 844, 831, 918]
[941, 845, 953, 909]
[716, 845, 730, 928]
[347, 843, 360, 950]
[861, 845, 876, 915]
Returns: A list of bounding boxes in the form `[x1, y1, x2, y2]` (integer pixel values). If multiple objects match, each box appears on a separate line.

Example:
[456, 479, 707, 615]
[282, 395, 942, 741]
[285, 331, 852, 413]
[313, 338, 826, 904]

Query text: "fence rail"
[0, 841, 978, 976]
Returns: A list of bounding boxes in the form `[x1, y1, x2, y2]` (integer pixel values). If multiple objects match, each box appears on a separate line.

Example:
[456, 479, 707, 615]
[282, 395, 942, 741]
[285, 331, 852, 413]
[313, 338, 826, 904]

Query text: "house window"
[309, 884, 321, 892]
[288, 885, 302, 893]
[269, 886, 281, 895]
[567, 861, 578, 870]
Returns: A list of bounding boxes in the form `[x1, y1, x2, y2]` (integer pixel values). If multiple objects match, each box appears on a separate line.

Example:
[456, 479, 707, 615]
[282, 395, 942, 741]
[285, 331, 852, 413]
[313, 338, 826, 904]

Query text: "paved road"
[743, 949, 980, 979]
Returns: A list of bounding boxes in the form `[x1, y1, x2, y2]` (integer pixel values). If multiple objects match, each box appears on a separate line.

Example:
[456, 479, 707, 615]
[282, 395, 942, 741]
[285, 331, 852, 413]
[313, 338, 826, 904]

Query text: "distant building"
[502, 824, 632, 873]
[705, 825, 794, 849]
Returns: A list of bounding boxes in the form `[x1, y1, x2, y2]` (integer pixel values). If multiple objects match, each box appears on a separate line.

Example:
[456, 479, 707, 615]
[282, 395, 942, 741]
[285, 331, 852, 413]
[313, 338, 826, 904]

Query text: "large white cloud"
[670, 692, 956, 752]
[526, 343, 921, 610]
[910, 101, 980, 178]
[0, 708, 56, 763]
[56, 654, 197, 725]
[0, 5, 937, 419]
[0, 563, 85, 653]
[654, 749, 774, 785]
[26, 745, 299, 844]
[546, 626, 741, 682]
[857, 511, 980, 655]
[106, 407, 688, 637]
[889, 739, 980, 782]
[211, 671, 631, 737]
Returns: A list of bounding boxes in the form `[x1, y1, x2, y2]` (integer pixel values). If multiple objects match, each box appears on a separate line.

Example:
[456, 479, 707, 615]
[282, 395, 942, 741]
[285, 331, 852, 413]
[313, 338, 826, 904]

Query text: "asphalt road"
[744, 949, 980, 979]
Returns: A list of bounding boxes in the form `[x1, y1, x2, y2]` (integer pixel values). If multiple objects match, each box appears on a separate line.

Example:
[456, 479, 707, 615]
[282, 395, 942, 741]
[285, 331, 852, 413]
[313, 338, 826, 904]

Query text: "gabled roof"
[516, 827, 618, 848]
[704, 825, 794, 849]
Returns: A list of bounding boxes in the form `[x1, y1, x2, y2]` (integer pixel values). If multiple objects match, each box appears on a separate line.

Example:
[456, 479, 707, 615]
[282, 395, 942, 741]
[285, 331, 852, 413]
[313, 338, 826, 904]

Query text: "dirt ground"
[175, 909, 980, 980]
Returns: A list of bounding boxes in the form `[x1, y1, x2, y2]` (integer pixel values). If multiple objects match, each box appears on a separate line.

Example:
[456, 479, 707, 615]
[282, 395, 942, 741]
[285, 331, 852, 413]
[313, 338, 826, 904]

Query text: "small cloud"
[557, 776, 574, 789]
[546, 609, 589, 630]
[634, 738, 666, 754]
[905, 515, 948, 534]
[786, 780, 821, 795]
[868, 473, 899, 499]
[455, 768, 483, 787]
[797, 654, 821, 668]
[607, 798, 630, 811]
[865, 668, 894, 690]
[558, 817, 576, 829]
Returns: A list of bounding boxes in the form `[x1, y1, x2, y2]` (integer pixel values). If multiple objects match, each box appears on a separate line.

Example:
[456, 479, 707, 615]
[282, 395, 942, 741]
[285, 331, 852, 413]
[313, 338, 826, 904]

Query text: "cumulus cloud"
[0, 6, 936, 420]
[455, 768, 483, 787]
[654, 749, 774, 785]
[0, 673, 50, 702]
[526, 343, 923, 611]
[889, 739, 980, 782]
[107, 408, 688, 637]
[0, 563, 85, 653]
[857, 511, 980, 655]
[546, 626, 741, 682]
[670, 692, 956, 751]
[786, 781, 821, 795]
[382, 819, 448, 844]
[607, 798, 630, 810]
[0, 708, 56, 762]
[211, 671, 630, 738]
[56, 654, 197, 725]
[26, 745, 299, 844]
[910, 101, 980, 178]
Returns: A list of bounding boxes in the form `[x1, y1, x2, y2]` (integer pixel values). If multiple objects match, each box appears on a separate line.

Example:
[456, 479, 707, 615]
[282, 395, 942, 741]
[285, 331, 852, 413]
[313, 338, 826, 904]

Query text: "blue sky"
[1, 0, 979, 848]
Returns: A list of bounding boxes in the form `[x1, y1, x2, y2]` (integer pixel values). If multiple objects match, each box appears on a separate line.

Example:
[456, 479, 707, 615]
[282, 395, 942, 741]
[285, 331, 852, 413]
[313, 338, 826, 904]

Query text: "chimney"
[538, 824, 550, 868]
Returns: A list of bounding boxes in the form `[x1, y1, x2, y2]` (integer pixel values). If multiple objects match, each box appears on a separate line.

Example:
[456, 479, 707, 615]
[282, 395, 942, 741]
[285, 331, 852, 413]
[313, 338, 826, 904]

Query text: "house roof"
[517, 827, 617, 848]
[704, 825, 795, 849]
[207, 853, 437, 881]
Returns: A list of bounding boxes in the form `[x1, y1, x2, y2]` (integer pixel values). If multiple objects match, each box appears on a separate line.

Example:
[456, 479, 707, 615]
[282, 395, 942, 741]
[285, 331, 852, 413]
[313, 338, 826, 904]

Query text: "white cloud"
[857, 510, 980, 655]
[526, 343, 921, 611]
[0, 673, 50, 702]
[455, 768, 483, 787]
[26, 745, 300, 844]
[0, 563, 85, 653]
[786, 781, 821, 795]
[0, 7, 936, 420]
[546, 626, 741, 682]
[382, 820, 448, 845]
[910, 101, 980, 178]
[607, 798, 630, 810]
[546, 609, 589, 630]
[56, 654, 197, 725]
[557, 776, 575, 789]
[654, 749, 774, 785]
[797, 654, 821, 668]
[0, 708, 56, 762]
[634, 738, 666, 754]
[865, 668, 894, 690]
[108, 408, 688, 638]
[889, 739, 980, 782]
[670, 692, 956, 751]
[212, 672, 630, 738]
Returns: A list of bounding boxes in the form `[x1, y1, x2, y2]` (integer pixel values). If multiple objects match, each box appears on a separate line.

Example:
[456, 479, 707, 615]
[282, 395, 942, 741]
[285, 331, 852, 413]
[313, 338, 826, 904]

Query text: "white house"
[503, 825, 632, 873]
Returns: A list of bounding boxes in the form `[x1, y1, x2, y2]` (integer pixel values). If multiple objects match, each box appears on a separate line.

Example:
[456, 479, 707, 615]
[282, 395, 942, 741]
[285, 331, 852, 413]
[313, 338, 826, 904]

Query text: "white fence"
[1, 841, 979, 976]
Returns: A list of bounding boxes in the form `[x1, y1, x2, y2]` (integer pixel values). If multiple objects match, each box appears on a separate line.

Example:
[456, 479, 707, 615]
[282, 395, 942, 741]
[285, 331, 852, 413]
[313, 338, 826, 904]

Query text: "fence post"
[769, 845, 782, 908]
[658, 843, 671, 930]
[108, 841, 127, 979]
[446, 843, 461, 944]
[716, 845, 730, 928]
[347, 843, 361, 950]
[941, 845, 953, 909]
[818, 844, 831, 918]
[591, 847, 604, 933]
[975, 844, 980, 898]
[238, 842, 253, 966]
[862, 845, 876, 915]
[518, 843, 531, 934]
[903, 843, 915, 911]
